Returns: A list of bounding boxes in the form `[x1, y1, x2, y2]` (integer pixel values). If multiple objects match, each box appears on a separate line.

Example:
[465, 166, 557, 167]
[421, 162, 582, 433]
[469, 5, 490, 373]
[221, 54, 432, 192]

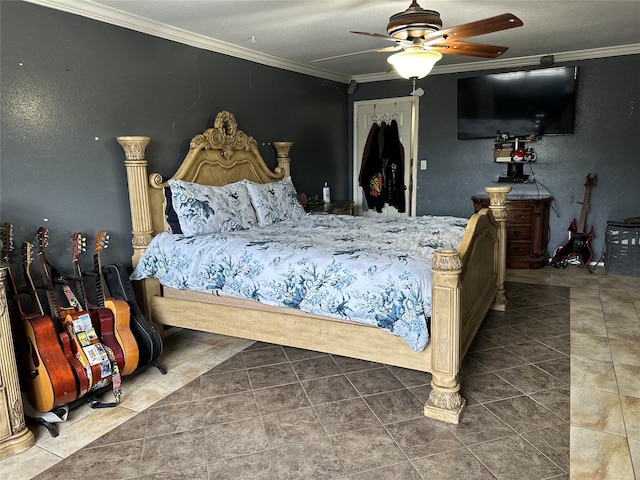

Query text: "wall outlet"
[420, 160, 427, 170]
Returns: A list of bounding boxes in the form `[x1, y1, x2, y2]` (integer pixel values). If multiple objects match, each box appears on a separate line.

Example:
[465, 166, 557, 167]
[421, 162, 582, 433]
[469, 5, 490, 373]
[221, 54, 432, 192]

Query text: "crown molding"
[24, 0, 350, 84]
[24, 1, 640, 85]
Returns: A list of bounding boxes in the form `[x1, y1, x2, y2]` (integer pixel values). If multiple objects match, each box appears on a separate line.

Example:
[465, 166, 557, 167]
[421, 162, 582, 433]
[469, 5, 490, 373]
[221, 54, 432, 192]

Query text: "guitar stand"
[550, 258, 568, 269]
[23, 403, 69, 438]
[153, 361, 168, 375]
[27, 416, 59, 438]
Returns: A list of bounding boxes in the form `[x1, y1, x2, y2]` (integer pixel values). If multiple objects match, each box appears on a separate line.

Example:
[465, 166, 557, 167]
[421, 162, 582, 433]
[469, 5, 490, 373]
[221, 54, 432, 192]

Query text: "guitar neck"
[72, 259, 90, 311]
[93, 253, 107, 308]
[576, 188, 592, 234]
[22, 243, 46, 317]
[6, 263, 30, 320]
[37, 252, 73, 319]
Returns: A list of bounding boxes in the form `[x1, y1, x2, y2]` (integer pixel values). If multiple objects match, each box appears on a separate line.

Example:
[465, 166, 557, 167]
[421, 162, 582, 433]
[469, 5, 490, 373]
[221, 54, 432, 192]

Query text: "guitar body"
[551, 219, 595, 267]
[89, 306, 126, 372]
[22, 315, 78, 411]
[103, 298, 139, 375]
[102, 263, 164, 371]
[58, 330, 90, 397]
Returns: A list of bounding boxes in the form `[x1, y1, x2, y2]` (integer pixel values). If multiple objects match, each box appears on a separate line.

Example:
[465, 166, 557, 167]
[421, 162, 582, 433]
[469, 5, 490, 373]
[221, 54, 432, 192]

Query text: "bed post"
[486, 186, 512, 312]
[117, 136, 161, 323]
[424, 249, 465, 424]
[117, 136, 154, 268]
[273, 142, 292, 178]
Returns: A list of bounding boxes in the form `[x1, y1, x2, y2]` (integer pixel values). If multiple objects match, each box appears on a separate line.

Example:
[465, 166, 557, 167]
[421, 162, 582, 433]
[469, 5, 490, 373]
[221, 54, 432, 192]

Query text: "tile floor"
[0, 267, 638, 479]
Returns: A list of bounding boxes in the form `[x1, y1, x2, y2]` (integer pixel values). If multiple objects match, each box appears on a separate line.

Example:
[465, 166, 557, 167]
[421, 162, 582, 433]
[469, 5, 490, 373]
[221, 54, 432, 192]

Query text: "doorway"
[353, 96, 419, 217]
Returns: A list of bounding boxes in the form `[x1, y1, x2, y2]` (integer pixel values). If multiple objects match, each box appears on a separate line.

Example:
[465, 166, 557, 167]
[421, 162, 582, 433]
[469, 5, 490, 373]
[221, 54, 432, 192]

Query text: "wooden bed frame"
[117, 111, 511, 424]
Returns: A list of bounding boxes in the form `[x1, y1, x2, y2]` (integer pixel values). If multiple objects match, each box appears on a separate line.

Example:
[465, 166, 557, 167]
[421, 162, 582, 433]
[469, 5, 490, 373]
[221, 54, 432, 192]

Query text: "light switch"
[420, 160, 427, 170]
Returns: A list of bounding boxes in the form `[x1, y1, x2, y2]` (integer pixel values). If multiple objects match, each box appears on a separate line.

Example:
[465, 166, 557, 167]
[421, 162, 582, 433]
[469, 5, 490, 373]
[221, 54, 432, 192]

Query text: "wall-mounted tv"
[457, 66, 578, 139]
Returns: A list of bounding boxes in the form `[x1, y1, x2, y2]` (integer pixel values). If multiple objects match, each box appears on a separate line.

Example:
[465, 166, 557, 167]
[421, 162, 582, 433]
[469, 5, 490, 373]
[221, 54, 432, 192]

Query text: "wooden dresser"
[472, 195, 552, 269]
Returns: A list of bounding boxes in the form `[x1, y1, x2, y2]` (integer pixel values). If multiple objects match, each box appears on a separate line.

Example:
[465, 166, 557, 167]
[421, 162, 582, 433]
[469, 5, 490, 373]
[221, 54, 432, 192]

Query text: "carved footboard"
[425, 186, 510, 423]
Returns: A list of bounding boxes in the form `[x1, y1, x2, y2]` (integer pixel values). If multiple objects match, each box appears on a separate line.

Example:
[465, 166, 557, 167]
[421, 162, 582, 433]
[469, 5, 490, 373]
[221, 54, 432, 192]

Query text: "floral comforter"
[131, 214, 468, 351]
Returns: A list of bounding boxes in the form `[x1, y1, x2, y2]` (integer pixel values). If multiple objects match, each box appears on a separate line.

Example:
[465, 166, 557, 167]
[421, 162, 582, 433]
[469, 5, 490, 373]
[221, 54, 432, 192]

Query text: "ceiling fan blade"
[430, 40, 509, 58]
[425, 13, 523, 42]
[311, 46, 401, 63]
[350, 31, 413, 47]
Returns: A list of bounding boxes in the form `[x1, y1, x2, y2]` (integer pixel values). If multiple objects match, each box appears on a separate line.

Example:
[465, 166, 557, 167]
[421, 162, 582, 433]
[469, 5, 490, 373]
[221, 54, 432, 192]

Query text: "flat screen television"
[457, 66, 578, 139]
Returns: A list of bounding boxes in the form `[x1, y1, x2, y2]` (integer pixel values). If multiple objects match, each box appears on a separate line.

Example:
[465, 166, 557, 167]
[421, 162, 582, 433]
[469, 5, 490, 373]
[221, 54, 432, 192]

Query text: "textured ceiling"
[28, 0, 640, 82]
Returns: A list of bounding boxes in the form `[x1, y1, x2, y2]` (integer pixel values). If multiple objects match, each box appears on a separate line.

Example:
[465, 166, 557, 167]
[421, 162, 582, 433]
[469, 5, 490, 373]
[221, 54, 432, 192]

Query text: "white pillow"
[168, 179, 257, 235]
[246, 177, 306, 227]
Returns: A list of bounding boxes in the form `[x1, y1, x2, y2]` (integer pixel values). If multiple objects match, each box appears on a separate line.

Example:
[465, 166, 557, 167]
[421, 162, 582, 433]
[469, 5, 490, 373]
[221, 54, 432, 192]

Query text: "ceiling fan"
[314, 1, 523, 79]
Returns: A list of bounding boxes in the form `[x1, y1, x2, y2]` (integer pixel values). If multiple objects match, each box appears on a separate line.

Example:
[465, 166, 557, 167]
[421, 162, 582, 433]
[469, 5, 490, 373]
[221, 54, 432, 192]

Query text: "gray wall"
[1, 1, 349, 271]
[352, 55, 640, 263]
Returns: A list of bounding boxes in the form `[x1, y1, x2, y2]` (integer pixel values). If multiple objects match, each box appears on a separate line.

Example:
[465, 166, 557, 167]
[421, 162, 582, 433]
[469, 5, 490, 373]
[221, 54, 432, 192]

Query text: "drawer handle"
[513, 247, 523, 252]
[515, 214, 525, 220]
[513, 231, 523, 237]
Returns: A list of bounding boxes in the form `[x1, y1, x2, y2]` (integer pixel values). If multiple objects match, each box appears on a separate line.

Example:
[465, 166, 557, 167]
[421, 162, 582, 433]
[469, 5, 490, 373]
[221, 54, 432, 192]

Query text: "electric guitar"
[551, 173, 598, 267]
[94, 231, 139, 376]
[2, 224, 78, 412]
[71, 232, 125, 373]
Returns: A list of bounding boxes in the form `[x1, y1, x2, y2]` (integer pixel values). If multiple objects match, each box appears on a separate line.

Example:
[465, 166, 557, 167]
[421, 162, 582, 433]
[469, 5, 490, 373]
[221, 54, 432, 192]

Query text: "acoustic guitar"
[551, 173, 598, 267]
[94, 231, 139, 376]
[36, 227, 101, 392]
[2, 224, 78, 412]
[22, 238, 89, 398]
[70, 233, 125, 373]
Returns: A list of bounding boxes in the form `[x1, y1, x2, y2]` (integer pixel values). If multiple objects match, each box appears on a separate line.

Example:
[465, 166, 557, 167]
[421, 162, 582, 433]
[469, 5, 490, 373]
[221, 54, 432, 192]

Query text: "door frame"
[352, 96, 419, 217]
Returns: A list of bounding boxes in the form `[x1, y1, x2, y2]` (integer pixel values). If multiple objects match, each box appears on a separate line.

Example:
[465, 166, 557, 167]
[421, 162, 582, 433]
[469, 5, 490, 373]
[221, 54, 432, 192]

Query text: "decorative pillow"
[246, 177, 306, 227]
[168, 179, 257, 235]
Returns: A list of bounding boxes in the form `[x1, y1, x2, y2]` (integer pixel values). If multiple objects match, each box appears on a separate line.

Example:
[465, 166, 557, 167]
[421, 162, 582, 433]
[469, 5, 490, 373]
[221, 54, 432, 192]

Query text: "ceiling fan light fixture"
[387, 49, 442, 79]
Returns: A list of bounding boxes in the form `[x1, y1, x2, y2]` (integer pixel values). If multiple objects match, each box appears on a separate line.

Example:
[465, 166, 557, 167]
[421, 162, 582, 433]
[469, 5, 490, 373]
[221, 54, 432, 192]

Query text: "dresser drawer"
[507, 226, 532, 241]
[507, 241, 532, 258]
[506, 209, 532, 224]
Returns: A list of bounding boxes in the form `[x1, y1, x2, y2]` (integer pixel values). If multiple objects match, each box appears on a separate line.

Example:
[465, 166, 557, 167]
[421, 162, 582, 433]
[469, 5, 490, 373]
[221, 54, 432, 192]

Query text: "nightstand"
[308, 201, 354, 215]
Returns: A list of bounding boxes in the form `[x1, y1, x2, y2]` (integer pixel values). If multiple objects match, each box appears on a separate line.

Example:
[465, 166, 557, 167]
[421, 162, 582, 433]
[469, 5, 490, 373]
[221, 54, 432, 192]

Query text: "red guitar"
[2, 224, 78, 412]
[551, 173, 598, 267]
[70, 233, 125, 373]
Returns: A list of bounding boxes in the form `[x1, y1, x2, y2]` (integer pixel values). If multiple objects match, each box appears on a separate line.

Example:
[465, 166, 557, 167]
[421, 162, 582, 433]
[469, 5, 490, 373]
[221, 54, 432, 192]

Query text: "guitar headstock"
[37, 227, 49, 253]
[585, 173, 598, 188]
[72, 232, 87, 263]
[22, 242, 35, 270]
[94, 230, 109, 256]
[2, 223, 14, 263]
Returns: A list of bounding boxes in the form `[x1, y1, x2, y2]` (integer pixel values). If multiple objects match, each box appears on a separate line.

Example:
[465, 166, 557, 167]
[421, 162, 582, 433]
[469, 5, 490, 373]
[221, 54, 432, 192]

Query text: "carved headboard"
[118, 111, 292, 266]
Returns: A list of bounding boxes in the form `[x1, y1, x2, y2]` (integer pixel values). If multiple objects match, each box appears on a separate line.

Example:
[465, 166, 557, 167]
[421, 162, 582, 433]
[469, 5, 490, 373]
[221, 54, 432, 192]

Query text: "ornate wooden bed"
[117, 111, 511, 424]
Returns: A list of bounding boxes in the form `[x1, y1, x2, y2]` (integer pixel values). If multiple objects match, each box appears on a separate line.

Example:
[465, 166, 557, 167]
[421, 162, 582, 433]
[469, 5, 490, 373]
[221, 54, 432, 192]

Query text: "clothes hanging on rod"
[358, 119, 406, 213]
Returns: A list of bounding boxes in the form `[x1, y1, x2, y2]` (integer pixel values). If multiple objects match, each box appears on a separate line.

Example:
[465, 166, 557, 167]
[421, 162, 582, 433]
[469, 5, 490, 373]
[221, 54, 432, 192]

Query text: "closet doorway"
[353, 96, 419, 218]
